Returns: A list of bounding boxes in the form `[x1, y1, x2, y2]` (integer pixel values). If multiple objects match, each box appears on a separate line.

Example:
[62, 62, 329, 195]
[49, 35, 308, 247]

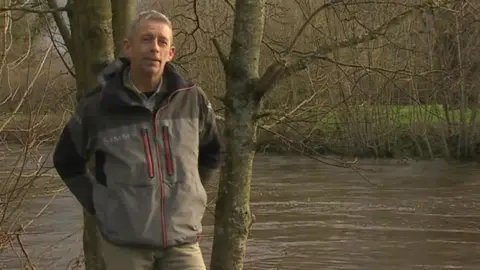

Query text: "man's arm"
[53, 98, 96, 215]
[198, 88, 223, 186]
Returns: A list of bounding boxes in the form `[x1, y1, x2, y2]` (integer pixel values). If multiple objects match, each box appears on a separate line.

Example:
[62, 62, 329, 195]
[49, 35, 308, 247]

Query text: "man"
[53, 10, 222, 270]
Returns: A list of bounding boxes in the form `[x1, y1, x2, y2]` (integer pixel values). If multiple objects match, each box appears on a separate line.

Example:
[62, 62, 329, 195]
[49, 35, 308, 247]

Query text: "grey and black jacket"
[53, 58, 222, 249]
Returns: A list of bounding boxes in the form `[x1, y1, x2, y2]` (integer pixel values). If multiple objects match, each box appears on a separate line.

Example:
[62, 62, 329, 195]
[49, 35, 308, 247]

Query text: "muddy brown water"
[1, 146, 479, 269]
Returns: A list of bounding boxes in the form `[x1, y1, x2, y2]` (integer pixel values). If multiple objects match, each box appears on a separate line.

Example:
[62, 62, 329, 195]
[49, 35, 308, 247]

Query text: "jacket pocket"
[141, 128, 155, 178]
[162, 126, 174, 176]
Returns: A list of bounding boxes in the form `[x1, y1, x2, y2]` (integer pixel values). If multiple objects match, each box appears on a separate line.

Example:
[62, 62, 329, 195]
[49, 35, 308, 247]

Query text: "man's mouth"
[146, 58, 161, 63]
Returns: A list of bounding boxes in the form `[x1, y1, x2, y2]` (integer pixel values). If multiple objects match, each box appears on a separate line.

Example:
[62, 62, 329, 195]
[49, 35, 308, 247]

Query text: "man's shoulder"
[80, 86, 103, 104]
[193, 85, 206, 94]
[75, 86, 103, 117]
[191, 85, 210, 102]
[86, 85, 103, 98]
[190, 86, 215, 114]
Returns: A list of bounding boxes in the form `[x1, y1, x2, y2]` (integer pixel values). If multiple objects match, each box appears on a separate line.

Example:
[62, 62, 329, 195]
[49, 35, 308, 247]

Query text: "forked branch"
[254, 0, 444, 101]
[284, 8, 418, 76]
[284, 0, 344, 55]
[46, 0, 72, 53]
[212, 38, 229, 72]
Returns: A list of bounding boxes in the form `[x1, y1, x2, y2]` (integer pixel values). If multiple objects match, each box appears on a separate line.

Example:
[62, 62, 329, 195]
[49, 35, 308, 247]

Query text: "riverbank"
[256, 125, 480, 160]
[257, 104, 480, 160]
[2, 104, 480, 160]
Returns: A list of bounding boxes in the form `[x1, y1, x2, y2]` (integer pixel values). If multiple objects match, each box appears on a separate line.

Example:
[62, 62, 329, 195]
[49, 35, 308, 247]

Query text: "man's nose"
[150, 41, 160, 53]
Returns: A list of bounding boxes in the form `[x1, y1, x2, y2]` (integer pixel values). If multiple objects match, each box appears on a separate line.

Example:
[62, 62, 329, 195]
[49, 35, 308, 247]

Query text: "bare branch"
[265, 90, 321, 129]
[215, 114, 376, 184]
[15, 228, 35, 270]
[212, 38, 228, 71]
[285, 0, 343, 55]
[253, 59, 287, 101]
[46, 0, 72, 53]
[284, 8, 416, 76]
[222, 0, 235, 12]
[0, 4, 68, 14]
[253, 0, 440, 103]
[43, 16, 75, 78]
[251, 0, 459, 102]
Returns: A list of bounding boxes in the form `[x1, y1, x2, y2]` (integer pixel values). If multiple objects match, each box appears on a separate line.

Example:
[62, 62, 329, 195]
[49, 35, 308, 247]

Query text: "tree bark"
[111, 0, 136, 57]
[68, 1, 114, 270]
[210, 1, 265, 269]
[0, 0, 10, 76]
[69, 0, 114, 96]
[49, 1, 134, 269]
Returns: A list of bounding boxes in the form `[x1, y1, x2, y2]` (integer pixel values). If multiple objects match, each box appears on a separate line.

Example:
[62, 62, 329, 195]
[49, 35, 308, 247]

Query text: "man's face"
[123, 19, 175, 77]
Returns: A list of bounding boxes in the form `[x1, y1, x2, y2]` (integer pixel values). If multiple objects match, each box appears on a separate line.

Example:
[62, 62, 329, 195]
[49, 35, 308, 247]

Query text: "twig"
[43, 15, 75, 77]
[222, 0, 235, 11]
[0, 44, 53, 133]
[15, 227, 36, 270]
[216, 115, 381, 187]
[46, 0, 72, 52]
[264, 89, 320, 129]
[0, 6, 68, 14]
[212, 38, 228, 71]
[285, 0, 344, 55]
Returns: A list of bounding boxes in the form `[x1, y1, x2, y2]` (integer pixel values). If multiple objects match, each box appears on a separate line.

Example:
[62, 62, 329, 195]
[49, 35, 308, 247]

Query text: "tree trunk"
[111, 0, 136, 57]
[210, 1, 266, 269]
[49, 1, 134, 269]
[68, 1, 114, 269]
[0, 0, 9, 78]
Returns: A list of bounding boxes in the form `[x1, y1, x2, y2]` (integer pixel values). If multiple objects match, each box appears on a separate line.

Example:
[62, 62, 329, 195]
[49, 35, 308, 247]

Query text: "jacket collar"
[97, 57, 194, 110]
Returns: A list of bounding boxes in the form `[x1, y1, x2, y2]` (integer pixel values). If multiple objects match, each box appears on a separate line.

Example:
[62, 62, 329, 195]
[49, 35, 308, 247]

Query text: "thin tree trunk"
[50, 1, 133, 269]
[0, 0, 10, 81]
[68, 1, 114, 269]
[210, 0, 266, 269]
[111, 0, 136, 57]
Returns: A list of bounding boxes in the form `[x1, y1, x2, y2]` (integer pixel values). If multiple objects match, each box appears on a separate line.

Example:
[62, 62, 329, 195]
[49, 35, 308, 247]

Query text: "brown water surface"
[1, 147, 479, 269]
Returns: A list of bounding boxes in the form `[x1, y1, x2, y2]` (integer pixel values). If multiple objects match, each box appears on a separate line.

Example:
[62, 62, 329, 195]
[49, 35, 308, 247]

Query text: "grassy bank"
[2, 104, 480, 160]
[256, 104, 480, 160]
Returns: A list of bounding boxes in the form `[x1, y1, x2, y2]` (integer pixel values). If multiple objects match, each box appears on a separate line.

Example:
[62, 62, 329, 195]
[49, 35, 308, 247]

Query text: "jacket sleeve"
[53, 98, 97, 215]
[198, 88, 223, 185]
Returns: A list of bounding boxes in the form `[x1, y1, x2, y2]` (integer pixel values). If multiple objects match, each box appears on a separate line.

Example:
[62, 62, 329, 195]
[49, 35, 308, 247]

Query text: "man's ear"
[123, 38, 132, 57]
[168, 46, 176, 61]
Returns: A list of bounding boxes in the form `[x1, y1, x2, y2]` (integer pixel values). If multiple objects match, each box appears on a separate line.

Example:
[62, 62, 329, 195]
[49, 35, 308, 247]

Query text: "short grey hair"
[127, 10, 173, 40]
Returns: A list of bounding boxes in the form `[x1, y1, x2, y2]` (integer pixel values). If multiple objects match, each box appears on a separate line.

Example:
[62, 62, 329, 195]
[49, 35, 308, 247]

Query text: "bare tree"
[208, 0, 463, 269]
[3, 0, 480, 269]
[0, 1, 76, 268]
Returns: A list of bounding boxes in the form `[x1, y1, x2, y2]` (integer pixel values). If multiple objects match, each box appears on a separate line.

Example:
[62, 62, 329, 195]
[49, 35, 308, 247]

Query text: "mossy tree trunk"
[208, 2, 438, 269]
[48, 1, 135, 269]
[68, 1, 114, 269]
[111, 0, 136, 57]
[210, 1, 267, 269]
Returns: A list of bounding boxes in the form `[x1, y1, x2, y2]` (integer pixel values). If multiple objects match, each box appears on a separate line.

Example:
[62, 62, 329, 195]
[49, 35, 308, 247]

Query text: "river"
[1, 147, 479, 269]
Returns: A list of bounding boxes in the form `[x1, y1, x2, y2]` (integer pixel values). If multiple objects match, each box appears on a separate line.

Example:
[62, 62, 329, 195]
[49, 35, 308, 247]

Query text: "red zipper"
[153, 118, 168, 248]
[153, 85, 195, 248]
[162, 126, 174, 176]
[141, 129, 154, 178]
